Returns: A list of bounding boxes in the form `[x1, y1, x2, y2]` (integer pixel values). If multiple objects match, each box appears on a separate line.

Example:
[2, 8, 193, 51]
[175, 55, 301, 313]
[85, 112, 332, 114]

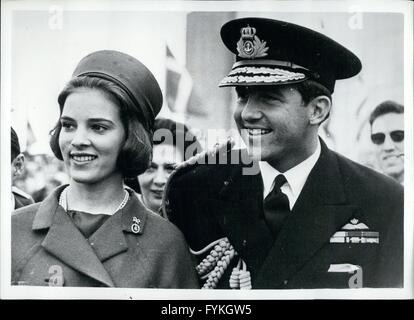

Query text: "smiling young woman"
[11, 50, 199, 288]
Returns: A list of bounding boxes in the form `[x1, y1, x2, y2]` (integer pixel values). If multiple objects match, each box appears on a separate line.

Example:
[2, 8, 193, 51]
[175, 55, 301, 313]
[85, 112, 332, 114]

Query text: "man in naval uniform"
[11, 127, 34, 210]
[164, 17, 404, 289]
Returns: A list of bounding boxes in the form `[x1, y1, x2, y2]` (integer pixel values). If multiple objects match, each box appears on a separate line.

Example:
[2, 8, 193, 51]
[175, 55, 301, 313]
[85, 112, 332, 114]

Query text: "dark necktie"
[263, 174, 290, 237]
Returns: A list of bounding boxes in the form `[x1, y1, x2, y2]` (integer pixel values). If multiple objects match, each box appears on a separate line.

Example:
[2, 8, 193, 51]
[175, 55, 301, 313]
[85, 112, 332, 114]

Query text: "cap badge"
[237, 25, 269, 59]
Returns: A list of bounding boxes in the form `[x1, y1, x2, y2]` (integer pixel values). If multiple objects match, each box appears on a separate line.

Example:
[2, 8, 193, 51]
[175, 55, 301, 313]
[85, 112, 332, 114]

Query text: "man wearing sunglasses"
[369, 101, 404, 185]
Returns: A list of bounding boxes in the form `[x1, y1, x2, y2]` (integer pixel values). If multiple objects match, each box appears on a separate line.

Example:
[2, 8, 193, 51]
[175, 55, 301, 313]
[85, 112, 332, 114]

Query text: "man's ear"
[12, 153, 25, 177]
[308, 96, 331, 125]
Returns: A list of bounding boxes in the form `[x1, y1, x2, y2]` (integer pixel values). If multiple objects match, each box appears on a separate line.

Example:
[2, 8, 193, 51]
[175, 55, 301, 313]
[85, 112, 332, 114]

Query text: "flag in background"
[26, 119, 52, 155]
[26, 121, 37, 150]
[164, 45, 208, 119]
[165, 45, 193, 115]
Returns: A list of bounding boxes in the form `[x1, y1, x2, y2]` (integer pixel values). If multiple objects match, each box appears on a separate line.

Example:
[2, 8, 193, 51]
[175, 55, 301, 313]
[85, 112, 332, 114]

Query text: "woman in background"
[11, 50, 198, 288]
[127, 118, 201, 217]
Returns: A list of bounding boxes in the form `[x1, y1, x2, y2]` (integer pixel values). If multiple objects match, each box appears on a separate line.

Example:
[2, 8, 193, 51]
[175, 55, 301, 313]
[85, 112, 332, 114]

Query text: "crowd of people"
[10, 16, 404, 289]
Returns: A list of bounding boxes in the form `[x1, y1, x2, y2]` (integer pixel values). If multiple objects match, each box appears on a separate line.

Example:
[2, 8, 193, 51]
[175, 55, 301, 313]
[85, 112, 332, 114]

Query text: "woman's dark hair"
[125, 118, 202, 193]
[152, 118, 202, 161]
[49, 76, 153, 178]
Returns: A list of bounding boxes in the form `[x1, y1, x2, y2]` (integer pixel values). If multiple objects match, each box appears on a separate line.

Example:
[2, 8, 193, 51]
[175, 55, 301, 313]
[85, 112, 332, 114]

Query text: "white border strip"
[1, 0, 413, 300]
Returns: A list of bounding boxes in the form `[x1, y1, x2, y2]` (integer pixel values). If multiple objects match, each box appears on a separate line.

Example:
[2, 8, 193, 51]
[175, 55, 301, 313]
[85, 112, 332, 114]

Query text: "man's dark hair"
[11, 127, 20, 161]
[294, 80, 332, 123]
[369, 100, 404, 126]
[295, 80, 332, 105]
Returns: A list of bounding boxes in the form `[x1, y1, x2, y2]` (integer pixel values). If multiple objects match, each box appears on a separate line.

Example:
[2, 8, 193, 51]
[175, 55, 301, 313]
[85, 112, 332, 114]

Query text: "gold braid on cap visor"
[220, 65, 307, 86]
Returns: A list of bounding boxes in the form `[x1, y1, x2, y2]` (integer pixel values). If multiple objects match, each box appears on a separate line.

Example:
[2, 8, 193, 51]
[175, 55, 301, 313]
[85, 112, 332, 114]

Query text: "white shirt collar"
[259, 140, 321, 210]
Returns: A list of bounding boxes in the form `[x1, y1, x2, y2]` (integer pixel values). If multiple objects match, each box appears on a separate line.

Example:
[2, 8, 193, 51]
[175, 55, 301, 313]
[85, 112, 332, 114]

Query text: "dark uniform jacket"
[12, 186, 34, 210]
[12, 185, 199, 288]
[165, 140, 404, 289]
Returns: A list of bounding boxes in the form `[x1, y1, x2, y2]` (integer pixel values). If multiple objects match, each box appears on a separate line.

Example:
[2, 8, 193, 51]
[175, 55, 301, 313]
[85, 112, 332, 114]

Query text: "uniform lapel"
[254, 141, 357, 288]
[33, 186, 115, 287]
[211, 164, 273, 268]
[208, 165, 248, 254]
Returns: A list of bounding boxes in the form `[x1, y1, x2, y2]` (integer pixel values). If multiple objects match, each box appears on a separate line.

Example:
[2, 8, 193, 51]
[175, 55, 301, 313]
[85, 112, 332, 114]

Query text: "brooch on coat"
[131, 217, 141, 234]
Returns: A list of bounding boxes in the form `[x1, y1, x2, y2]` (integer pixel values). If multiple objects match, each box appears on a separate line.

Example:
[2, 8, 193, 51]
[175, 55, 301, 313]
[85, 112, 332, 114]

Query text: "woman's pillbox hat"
[219, 17, 362, 93]
[68, 50, 163, 131]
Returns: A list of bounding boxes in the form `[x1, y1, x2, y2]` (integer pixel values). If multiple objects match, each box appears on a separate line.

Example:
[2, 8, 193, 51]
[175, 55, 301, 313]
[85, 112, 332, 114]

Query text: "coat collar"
[33, 186, 148, 232]
[88, 192, 149, 262]
[32, 185, 67, 230]
[31, 185, 149, 287]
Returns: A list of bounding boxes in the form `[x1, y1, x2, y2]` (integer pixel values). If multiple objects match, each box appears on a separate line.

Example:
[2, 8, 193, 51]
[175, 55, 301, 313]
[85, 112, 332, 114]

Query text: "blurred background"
[3, 1, 405, 202]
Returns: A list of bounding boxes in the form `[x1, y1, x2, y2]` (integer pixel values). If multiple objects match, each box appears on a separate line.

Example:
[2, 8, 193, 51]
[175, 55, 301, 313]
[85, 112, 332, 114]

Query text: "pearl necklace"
[59, 187, 130, 214]
[114, 190, 130, 212]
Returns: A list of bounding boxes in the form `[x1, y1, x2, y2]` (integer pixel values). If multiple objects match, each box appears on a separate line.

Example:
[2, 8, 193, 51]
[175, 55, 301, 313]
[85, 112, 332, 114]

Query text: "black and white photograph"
[1, 0, 413, 301]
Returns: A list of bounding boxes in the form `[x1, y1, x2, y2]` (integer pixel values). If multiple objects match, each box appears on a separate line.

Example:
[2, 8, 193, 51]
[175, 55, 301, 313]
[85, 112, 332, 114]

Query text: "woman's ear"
[308, 95, 332, 125]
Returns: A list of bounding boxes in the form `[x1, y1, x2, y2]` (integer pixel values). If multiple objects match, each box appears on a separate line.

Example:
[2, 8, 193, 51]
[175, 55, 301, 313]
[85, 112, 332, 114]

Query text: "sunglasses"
[371, 130, 404, 145]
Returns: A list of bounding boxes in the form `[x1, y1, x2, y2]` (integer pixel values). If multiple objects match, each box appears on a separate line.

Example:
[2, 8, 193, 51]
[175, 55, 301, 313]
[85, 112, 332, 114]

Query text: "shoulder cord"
[189, 237, 228, 255]
[229, 258, 252, 289]
[189, 237, 251, 289]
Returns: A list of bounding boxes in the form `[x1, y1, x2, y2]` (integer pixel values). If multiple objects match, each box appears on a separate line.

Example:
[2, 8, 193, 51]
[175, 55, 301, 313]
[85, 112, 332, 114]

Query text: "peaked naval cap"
[70, 50, 163, 131]
[219, 17, 362, 93]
